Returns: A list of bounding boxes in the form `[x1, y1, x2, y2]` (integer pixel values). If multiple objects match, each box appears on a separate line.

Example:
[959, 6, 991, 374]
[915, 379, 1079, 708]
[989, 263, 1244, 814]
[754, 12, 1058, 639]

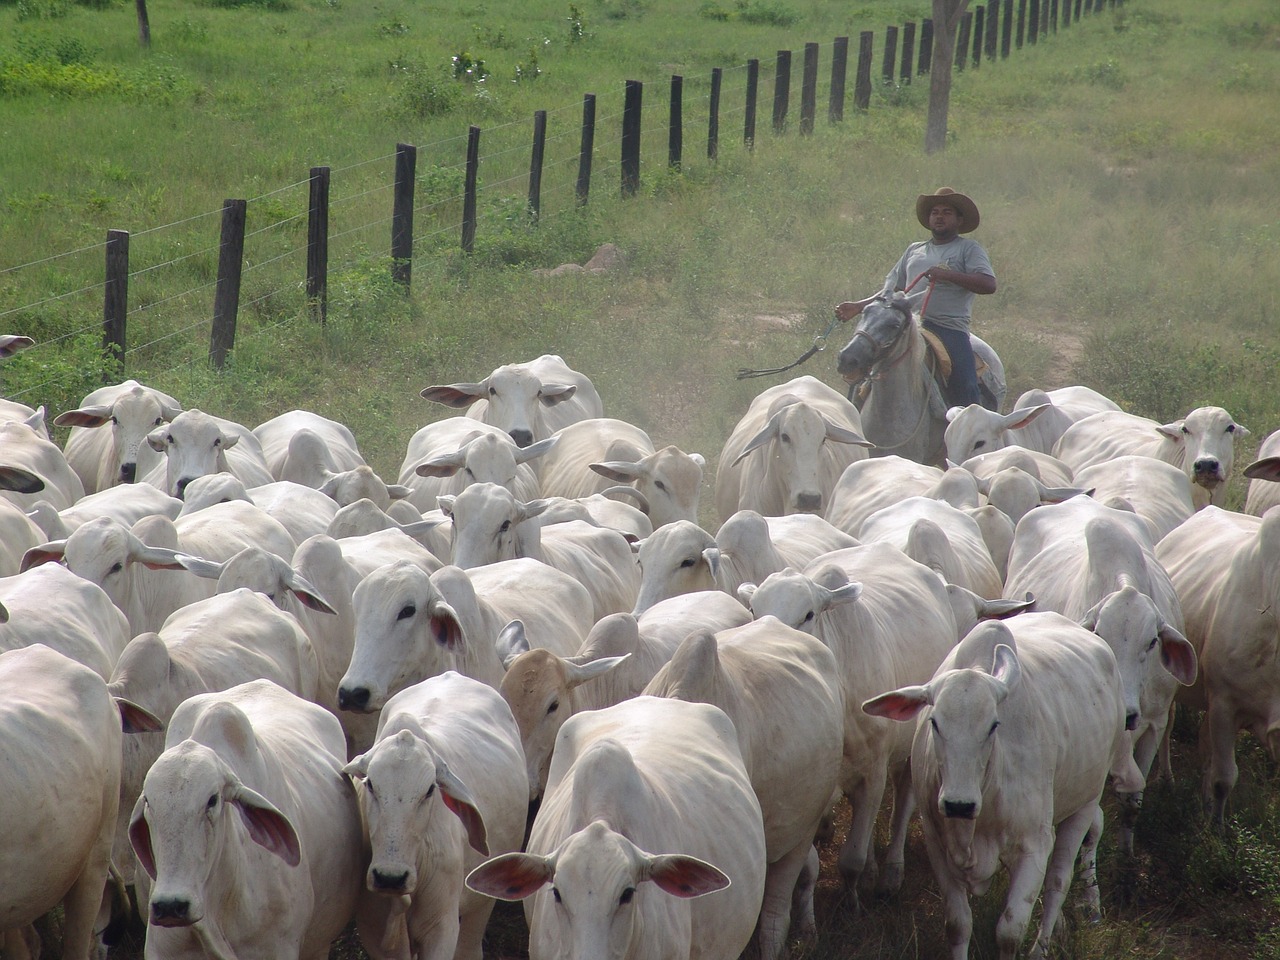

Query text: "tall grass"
[5, 0, 1280, 956]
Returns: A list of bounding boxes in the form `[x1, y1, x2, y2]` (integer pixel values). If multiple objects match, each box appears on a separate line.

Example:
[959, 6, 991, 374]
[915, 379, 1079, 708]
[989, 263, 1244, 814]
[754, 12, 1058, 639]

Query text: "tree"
[924, 0, 970, 153]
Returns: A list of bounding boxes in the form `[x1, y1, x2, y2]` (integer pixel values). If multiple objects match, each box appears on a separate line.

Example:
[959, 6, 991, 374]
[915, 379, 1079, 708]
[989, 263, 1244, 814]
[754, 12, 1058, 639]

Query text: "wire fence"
[0, 0, 1120, 413]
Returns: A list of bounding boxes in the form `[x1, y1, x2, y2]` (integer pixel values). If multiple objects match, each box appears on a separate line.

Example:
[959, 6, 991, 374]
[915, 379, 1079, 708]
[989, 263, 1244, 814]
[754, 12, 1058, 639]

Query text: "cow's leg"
[837, 760, 888, 911]
[754, 841, 810, 960]
[412, 911, 462, 960]
[920, 819, 972, 960]
[994, 828, 1052, 960]
[1029, 802, 1099, 959]
[62, 856, 111, 960]
[1075, 805, 1104, 922]
[789, 845, 820, 946]
[879, 757, 915, 895]
[454, 900, 495, 960]
[1203, 703, 1240, 827]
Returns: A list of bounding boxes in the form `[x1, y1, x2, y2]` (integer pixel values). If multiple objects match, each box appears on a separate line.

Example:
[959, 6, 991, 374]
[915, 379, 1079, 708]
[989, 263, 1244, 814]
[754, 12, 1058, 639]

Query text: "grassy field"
[5, 0, 1280, 957]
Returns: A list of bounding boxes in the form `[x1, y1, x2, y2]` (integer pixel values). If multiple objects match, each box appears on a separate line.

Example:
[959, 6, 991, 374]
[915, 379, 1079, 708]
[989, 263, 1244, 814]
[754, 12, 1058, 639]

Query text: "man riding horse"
[835, 187, 997, 410]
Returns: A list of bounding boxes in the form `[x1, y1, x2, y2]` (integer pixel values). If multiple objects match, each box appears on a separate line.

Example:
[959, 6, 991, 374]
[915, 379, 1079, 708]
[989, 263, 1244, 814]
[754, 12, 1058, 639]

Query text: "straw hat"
[916, 187, 980, 233]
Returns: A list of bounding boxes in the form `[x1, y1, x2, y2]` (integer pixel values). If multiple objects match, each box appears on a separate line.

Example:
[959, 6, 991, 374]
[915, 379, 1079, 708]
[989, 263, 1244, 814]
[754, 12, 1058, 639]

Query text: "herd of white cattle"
[3, 342, 1280, 960]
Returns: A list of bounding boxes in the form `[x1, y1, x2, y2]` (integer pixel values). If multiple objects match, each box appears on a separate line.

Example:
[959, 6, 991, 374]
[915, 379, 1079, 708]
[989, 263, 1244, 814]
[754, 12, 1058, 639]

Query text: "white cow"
[538, 418, 705, 528]
[24, 500, 296, 636]
[0, 561, 131, 680]
[178, 474, 341, 544]
[142, 408, 275, 499]
[534, 491, 655, 542]
[971, 465, 1091, 530]
[27, 481, 182, 540]
[857, 496, 1004, 599]
[630, 520, 722, 615]
[466, 696, 766, 960]
[959, 445, 1077, 489]
[0, 499, 48, 577]
[1156, 506, 1280, 824]
[863, 616, 1144, 960]
[0, 417, 84, 511]
[740, 542, 959, 909]
[337, 559, 591, 719]
[440, 482, 639, 621]
[420, 354, 603, 449]
[643, 619, 843, 960]
[327, 499, 451, 565]
[713, 510, 859, 596]
[502, 591, 751, 800]
[1053, 406, 1248, 509]
[129, 679, 364, 960]
[55, 379, 183, 494]
[716, 375, 873, 522]
[943, 384, 1119, 463]
[1071, 455, 1197, 541]
[398, 416, 553, 514]
[823, 456, 957, 538]
[1243, 429, 1280, 518]
[345, 672, 528, 960]
[254, 409, 411, 510]
[107, 588, 321, 885]
[0, 645, 156, 960]
[1003, 498, 1198, 850]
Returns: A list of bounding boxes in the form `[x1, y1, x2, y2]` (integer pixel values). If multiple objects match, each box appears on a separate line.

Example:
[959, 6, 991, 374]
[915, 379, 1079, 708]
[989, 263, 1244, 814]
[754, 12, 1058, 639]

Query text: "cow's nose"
[1193, 458, 1221, 476]
[371, 868, 411, 892]
[509, 429, 533, 448]
[119, 462, 137, 483]
[151, 897, 191, 925]
[943, 800, 977, 820]
[794, 492, 822, 513]
[175, 476, 194, 499]
[338, 686, 371, 712]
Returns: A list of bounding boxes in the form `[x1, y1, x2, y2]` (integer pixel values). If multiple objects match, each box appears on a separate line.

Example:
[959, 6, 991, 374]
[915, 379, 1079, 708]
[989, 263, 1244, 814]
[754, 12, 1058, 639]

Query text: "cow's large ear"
[128, 796, 157, 880]
[117, 697, 163, 734]
[465, 853, 554, 900]
[863, 685, 931, 722]
[231, 785, 301, 867]
[1159, 622, 1198, 687]
[437, 761, 489, 856]
[421, 383, 487, 408]
[644, 854, 731, 898]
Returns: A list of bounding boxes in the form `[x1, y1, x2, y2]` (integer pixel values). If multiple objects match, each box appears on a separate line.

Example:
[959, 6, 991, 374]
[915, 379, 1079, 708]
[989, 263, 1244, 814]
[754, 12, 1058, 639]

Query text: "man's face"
[929, 203, 962, 234]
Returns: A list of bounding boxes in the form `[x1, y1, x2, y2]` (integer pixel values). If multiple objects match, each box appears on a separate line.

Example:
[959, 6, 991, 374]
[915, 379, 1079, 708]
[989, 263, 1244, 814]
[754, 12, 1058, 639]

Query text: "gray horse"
[837, 294, 1003, 466]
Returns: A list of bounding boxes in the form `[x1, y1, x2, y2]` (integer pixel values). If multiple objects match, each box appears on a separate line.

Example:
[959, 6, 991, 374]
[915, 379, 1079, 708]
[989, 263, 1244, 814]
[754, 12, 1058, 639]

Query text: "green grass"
[4, 0, 1280, 956]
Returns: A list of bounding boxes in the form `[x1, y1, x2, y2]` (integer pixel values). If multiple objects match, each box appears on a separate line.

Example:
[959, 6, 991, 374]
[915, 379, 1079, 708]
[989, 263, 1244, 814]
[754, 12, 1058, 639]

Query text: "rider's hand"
[835, 301, 862, 322]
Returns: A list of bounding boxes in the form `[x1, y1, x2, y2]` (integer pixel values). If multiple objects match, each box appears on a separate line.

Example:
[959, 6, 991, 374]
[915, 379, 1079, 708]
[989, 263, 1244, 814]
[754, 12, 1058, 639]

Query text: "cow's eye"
[619, 887, 635, 905]
[780, 433, 791, 444]
[802, 610, 815, 623]
[552, 887, 562, 904]
[108, 562, 123, 575]
[397, 604, 415, 621]
[206, 794, 218, 810]
[110, 415, 119, 425]
[654, 480, 667, 493]
[424, 784, 435, 799]
[679, 557, 696, 569]
[1227, 424, 1237, 434]
[154, 417, 164, 426]
[973, 439, 986, 450]
[1181, 425, 1190, 435]
[547, 699, 559, 715]
[988, 721, 1000, 737]
[488, 387, 497, 396]
[499, 520, 511, 534]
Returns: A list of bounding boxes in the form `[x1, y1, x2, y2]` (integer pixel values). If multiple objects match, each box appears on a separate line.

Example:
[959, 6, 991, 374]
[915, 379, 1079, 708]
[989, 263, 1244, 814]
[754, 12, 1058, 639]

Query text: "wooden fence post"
[1002, 0, 1014, 57]
[900, 22, 916, 83]
[744, 59, 759, 149]
[972, 7, 985, 67]
[955, 12, 971, 70]
[462, 126, 480, 252]
[708, 68, 722, 159]
[1027, 0, 1039, 44]
[391, 142, 415, 290]
[621, 80, 642, 197]
[985, 2, 1000, 59]
[772, 50, 791, 134]
[882, 26, 898, 84]
[829, 36, 848, 122]
[800, 43, 818, 135]
[1061, 0, 1071, 27]
[103, 229, 128, 379]
[210, 199, 245, 370]
[529, 110, 547, 219]
[669, 75, 683, 169]
[919, 19, 934, 74]
[1040, 0, 1051, 39]
[854, 31, 873, 110]
[577, 93, 595, 207]
[307, 166, 329, 325]
[1050, 0, 1059, 32]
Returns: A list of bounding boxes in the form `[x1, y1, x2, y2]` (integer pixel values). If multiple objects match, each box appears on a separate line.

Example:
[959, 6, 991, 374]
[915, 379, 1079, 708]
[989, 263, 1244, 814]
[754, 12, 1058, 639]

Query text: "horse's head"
[837, 293, 914, 383]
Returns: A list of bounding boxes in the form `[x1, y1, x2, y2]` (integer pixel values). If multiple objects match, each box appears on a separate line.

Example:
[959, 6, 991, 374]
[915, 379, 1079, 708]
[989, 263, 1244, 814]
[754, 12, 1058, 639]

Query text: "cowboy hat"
[916, 187, 980, 233]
